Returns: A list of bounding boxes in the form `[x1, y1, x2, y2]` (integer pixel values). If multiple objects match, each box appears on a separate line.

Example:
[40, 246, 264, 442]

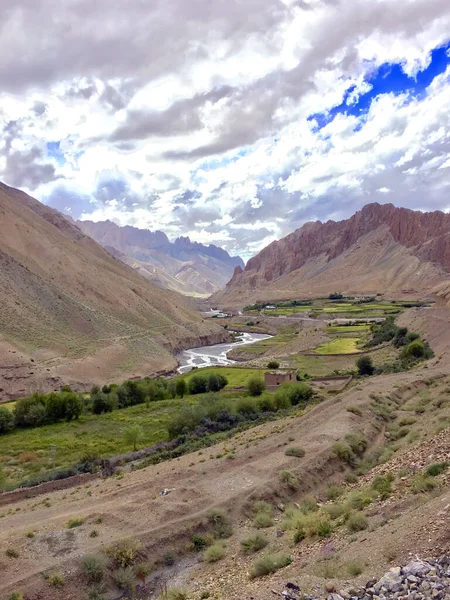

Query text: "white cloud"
[0, 0, 450, 259]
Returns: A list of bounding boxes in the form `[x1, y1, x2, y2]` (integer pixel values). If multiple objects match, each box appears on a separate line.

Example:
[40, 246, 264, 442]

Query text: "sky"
[1, 0, 450, 261]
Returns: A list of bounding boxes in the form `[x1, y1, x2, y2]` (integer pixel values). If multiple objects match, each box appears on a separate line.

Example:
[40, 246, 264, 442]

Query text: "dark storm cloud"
[0, 0, 289, 94]
[109, 86, 233, 142]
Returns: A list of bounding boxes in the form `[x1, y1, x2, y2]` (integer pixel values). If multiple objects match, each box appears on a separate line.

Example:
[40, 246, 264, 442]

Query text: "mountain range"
[77, 220, 244, 297]
[216, 203, 450, 304]
[0, 182, 226, 399]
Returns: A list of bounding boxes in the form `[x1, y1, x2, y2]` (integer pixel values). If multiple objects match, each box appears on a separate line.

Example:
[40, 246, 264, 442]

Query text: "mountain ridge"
[216, 202, 450, 304]
[77, 219, 244, 297]
[0, 181, 226, 398]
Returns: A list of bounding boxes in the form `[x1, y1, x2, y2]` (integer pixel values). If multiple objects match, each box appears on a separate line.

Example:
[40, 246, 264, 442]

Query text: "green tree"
[188, 374, 208, 395]
[14, 394, 46, 427]
[168, 382, 176, 399]
[267, 360, 280, 370]
[247, 376, 266, 397]
[0, 406, 15, 434]
[207, 373, 221, 392]
[175, 378, 187, 398]
[356, 355, 374, 376]
[124, 425, 144, 451]
[401, 340, 425, 359]
[0, 464, 6, 491]
[45, 393, 66, 423]
[63, 392, 83, 421]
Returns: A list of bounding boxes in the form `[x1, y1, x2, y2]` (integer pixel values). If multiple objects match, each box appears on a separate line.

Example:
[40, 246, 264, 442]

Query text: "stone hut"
[264, 370, 297, 388]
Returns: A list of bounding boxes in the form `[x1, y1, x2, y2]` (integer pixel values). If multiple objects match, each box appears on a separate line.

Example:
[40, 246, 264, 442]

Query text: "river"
[177, 332, 271, 373]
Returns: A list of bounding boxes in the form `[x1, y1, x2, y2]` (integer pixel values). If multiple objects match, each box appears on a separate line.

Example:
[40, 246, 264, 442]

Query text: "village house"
[264, 369, 297, 388]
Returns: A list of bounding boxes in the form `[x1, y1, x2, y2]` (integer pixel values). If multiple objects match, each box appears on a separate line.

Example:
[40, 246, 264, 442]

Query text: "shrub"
[90, 529, 99, 538]
[301, 495, 318, 513]
[346, 490, 373, 510]
[332, 442, 356, 465]
[347, 406, 362, 416]
[267, 360, 280, 369]
[411, 474, 438, 494]
[371, 474, 394, 499]
[204, 541, 225, 562]
[67, 517, 84, 528]
[285, 447, 305, 458]
[283, 509, 332, 539]
[426, 462, 449, 477]
[240, 532, 268, 553]
[25, 530, 35, 538]
[8, 594, 24, 600]
[6, 548, 19, 558]
[247, 376, 266, 397]
[87, 585, 106, 600]
[347, 513, 368, 532]
[326, 484, 344, 500]
[175, 378, 187, 398]
[279, 470, 299, 490]
[345, 432, 368, 457]
[347, 561, 364, 576]
[82, 554, 106, 583]
[250, 553, 292, 578]
[113, 566, 135, 589]
[0, 406, 15, 433]
[236, 397, 259, 416]
[282, 382, 313, 406]
[253, 512, 274, 529]
[48, 572, 64, 587]
[124, 424, 144, 451]
[106, 538, 141, 567]
[207, 508, 233, 539]
[252, 500, 273, 515]
[401, 340, 425, 359]
[191, 534, 208, 551]
[356, 355, 374, 376]
[189, 374, 209, 395]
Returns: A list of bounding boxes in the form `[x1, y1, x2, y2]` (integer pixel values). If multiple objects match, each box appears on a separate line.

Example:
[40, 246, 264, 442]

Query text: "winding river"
[177, 332, 271, 373]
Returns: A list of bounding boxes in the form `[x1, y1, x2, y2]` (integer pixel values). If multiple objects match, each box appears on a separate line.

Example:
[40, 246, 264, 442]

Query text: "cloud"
[0, 0, 450, 260]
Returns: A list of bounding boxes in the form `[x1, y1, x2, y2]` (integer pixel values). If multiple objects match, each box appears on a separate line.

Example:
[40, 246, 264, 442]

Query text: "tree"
[168, 381, 176, 399]
[356, 355, 374, 376]
[401, 340, 425, 359]
[63, 392, 83, 421]
[124, 425, 144, 451]
[175, 378, 187, 398]
[329, 292, 343, 300]
[0, 406, 14, 434]
[0, 464, 6, 491]
[45, 393, 66, 423]
[267, 360, 280, 370]
[283, 382, 313, 406]
[188, 374, 209, 395]
[247, 376, 266, 397]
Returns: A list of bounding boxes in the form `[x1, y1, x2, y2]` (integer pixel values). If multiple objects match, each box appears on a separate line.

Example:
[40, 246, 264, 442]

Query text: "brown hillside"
[0, 182, 226, 398]
[216, 203, 450, 305]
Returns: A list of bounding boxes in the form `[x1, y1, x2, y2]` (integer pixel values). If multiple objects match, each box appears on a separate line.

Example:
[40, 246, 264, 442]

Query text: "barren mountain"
[77, 220, 244, 297]
[217, 203, 450, 305]
[0, 182, 226, 398]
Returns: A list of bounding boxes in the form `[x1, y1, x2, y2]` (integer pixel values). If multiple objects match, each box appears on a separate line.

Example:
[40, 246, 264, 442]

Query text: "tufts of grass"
[425, 462, 449, 477]
[48, 572, 64, 587]
[25, 530, 35, 538]
[67, 517, 84, 528]
[204, 541, 225, 563]
[285, 447, 305, 457]
[87, 585, 106, 600]
[250, 553, 292, 578]
[89, 529, 99, 538]
[8, 594, 24, 600]
[113, 566, 135, 590]
[326, 484, 344, 501]
[253, 511, 274, 529]
[411, 474, 439, 494]
[347, 561, 364, 577]
[207, 507, 233, 539]
[346, 513, 368, 532]
[279, 470, 299, 490]
[6, 548, 19, 558]
[240, 532, 268, 553]
[191, 534, 209, 551]
[332, 442, 356, 466]
[346, 489, 374, 510]
[371, 473, 394, 499]
[106, 538, 141, 567]
[347, 406, 362, 417]
[82, 554, 107, 583]
[283, 509, 333, 540]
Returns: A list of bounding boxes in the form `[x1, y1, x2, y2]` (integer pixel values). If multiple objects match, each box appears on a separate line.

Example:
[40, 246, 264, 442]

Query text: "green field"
[180, 367, 265, 387]
[327, 325, 370, 334]
[314, 337, 362, 355]
[0, 399, 188, 486]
